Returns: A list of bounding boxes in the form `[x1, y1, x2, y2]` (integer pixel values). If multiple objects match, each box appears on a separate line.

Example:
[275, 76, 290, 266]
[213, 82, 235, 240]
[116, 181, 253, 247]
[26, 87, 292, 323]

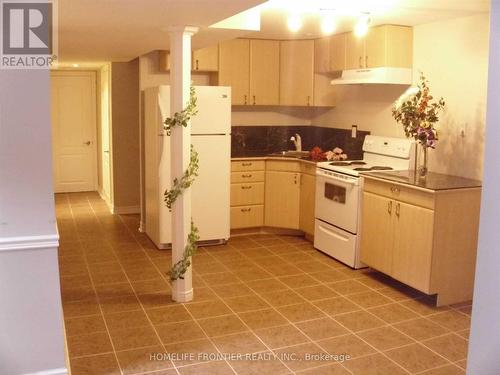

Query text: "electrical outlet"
[351, 124, 358, 138]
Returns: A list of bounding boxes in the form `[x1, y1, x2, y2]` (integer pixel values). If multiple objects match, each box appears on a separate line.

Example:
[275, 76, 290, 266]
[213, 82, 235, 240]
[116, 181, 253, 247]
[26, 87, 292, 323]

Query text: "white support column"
[168, 26, 198, 302]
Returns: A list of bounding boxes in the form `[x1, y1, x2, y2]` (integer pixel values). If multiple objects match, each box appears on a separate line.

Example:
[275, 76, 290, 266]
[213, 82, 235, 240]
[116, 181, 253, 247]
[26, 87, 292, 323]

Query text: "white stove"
[314, 135, 414, 269]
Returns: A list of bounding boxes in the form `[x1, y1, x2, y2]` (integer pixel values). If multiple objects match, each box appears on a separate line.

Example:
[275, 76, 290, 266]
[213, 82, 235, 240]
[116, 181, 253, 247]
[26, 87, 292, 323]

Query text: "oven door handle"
[317, 171, 357, 186]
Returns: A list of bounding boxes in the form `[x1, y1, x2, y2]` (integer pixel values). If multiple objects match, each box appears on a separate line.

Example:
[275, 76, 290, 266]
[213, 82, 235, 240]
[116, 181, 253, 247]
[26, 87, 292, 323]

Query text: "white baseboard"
[24, 367, 68, 375]
[0, 234, 59, 253]
[97, 188, 113, 212]
[112, 205, 141, 215]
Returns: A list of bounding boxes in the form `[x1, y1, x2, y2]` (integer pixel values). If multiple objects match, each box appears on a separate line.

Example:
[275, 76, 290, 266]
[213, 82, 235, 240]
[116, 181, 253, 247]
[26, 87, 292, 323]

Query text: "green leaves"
[162, 86, 200, 282]
[391, 72, 445, 148]
[164, 86, 198, 136]
[164, 146, 199, 210]
[167, 222, 200, 282]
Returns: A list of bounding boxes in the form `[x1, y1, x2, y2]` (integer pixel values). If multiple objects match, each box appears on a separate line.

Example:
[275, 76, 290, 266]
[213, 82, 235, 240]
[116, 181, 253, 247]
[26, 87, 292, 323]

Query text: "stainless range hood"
[331, 67, 412, 85]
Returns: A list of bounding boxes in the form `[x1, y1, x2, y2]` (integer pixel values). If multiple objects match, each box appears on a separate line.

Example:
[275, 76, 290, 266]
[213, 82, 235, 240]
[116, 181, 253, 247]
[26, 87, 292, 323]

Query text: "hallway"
[57, 192, 470, 375]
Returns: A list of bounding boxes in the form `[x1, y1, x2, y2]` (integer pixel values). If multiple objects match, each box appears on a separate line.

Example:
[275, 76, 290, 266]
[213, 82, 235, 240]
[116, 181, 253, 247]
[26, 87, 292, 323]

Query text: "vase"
[418, 144, 428, 177]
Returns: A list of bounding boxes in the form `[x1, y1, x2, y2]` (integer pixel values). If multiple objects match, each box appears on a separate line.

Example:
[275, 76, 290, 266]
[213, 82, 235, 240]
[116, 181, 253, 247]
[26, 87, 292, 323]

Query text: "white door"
[51, 71, 97, 193]
[99, 65, 112, 202]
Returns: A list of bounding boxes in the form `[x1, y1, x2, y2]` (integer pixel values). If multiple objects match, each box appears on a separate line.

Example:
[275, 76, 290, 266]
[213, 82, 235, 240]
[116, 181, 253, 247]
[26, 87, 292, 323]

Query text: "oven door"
[315, 169, 360, 233]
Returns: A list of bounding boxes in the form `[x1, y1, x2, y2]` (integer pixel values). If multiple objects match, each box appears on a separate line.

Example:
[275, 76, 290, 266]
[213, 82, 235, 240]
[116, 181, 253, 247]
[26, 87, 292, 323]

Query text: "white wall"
[312, 14, 490, 180]
[0, 69, 66, 374]
[467, 3, 500, 373]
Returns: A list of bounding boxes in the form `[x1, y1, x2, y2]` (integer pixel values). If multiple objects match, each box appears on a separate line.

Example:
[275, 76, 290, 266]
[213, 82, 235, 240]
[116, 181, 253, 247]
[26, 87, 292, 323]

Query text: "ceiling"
[57, 0, 265, 63]
[57, 0, 489, 63]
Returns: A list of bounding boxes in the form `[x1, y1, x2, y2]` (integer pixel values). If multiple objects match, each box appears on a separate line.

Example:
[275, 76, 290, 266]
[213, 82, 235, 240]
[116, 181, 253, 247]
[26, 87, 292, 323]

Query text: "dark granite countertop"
[362, 170, 482, 191]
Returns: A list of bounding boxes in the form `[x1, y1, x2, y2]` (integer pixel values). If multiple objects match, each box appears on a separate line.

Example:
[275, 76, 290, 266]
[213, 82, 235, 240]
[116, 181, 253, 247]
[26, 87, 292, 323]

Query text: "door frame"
[51, 70, 98, 193]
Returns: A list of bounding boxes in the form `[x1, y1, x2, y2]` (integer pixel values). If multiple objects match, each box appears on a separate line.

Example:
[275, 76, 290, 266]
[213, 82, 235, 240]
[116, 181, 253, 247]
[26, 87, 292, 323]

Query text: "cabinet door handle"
[242, 162, 252, 167]
[241, 208, 252, 213]
[390, 186, 400, 194]
[241, 185, 252, 190]
[253, 95, 256, 105]
[388, 200, 392, 215]
[241, 174, 252, 178]
[244, 95, 247, 105]
[365, 55, 368, 68]
[359, 56, 362, 68]
[307, 96, 311, 106]
[195, 59, 199, 70]
[396, 202, 400, 218]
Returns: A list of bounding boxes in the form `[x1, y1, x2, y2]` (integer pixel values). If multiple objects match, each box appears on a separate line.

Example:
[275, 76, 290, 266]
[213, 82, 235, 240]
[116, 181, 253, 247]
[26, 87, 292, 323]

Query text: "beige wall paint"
[111, 59, 141, 209]
[312, 14, 489, 180]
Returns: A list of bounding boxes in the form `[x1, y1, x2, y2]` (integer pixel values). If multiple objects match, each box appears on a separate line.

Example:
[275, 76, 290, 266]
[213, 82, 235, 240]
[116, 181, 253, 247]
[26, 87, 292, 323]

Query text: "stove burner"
[353, 166, 394, 171]
[329, 161, 367, 166]
[371, 166, 394, 171]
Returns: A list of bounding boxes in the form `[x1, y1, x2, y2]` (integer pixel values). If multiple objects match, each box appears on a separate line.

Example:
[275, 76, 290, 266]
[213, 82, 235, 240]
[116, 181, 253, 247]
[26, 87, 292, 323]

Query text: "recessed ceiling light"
[287, 14, 302, 32]
[321, 15, 336, 35]
[354, 15, 370, 37]
[72, 63, 79, 68]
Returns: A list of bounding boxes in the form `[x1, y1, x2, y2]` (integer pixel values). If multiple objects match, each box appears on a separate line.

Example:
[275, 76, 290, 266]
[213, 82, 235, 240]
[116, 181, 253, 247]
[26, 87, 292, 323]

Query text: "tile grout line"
[66, 193, 125, 375]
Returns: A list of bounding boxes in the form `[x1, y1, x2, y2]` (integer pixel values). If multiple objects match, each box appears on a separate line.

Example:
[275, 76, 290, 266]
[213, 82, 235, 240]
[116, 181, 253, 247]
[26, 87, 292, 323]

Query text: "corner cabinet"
[279, 40, 314, 106]
[360, 177, 481, 306]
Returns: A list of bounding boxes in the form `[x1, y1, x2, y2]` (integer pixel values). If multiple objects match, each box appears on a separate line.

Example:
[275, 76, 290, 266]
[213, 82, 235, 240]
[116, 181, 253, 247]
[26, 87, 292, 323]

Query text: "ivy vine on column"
[163, 86, 200, 282]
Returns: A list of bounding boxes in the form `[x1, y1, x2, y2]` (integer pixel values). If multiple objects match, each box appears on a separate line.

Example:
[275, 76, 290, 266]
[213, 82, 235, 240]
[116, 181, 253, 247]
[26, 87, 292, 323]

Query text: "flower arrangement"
[309, 146, 348, 161]
[325, 147, 348, 161]
[392, 73, 445, 148]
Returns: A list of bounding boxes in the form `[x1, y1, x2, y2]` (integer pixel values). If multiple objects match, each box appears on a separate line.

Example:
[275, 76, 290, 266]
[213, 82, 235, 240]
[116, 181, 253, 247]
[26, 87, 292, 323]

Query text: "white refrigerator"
[144, 85, 231, 249]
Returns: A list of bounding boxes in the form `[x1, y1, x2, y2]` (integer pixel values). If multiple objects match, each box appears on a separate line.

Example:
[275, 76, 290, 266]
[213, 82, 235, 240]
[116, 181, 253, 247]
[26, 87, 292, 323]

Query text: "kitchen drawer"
[231, 171, 265, 183]
[231, 160, 265, 172]
[300, 162, 317, 176]
[364, 178, 435, 210]
[266, 160, 301, 172]
[231, 205, 264, 229]
[231, 182, 265, 206]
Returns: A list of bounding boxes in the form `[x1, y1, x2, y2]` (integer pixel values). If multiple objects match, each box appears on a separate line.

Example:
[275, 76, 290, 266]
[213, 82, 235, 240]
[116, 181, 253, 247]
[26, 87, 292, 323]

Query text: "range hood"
[331, 67, 412, 85]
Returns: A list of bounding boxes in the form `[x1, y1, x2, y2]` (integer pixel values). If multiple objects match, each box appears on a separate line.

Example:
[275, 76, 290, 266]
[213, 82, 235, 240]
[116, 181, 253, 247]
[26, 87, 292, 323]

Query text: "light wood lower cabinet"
[230, 160, 265, 229]
[231, 205, 264, 229]
[360, 177, 481, 306]
[231, 159, 317, 234]
[264, 170, 300, 229]
[299, 172, 316, 236]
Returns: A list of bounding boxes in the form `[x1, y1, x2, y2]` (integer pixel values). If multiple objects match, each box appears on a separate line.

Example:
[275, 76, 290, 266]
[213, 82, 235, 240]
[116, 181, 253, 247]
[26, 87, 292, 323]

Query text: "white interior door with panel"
[51, 71, 97, 193]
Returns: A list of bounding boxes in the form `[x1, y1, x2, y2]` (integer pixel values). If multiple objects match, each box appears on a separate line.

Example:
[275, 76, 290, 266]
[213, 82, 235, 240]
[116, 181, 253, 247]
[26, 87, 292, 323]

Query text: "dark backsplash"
[232, 126, 370, 160]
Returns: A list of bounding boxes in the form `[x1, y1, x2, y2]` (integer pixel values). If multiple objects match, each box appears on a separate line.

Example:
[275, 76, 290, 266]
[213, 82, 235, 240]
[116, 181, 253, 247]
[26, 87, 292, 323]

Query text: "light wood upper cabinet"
[265, 171, 301, 229]
[219, 39, 250, 105]
[345, 32, 366, 69]
[314, 33, 346, 72]
[158, 50, 170, 71]
[250, 39, 280, 105]
[330, 33, 346, 71]
[280, 40, 314, 106]
[345, 25, 413, 70]
[314, 37, 330, 73]
[192, 45, 218, 72]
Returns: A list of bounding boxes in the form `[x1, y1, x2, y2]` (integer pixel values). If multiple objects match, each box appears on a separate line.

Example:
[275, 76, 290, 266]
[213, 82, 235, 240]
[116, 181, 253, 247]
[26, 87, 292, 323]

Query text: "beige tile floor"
[57, 192, 471, 375]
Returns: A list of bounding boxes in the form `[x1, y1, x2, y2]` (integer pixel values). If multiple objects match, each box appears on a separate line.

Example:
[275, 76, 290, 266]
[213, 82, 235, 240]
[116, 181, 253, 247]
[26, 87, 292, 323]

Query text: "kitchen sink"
[268, 150, 311, 159]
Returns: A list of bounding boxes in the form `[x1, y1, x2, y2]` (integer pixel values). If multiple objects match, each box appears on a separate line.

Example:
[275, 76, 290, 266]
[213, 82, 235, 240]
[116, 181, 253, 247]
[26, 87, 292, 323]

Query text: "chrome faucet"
[290, 133, 302, 152]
